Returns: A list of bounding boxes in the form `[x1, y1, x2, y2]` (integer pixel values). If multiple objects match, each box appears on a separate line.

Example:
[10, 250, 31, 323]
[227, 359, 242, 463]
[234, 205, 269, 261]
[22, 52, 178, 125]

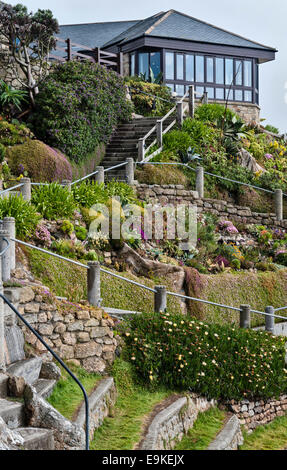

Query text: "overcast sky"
[7, 0, 287, 132]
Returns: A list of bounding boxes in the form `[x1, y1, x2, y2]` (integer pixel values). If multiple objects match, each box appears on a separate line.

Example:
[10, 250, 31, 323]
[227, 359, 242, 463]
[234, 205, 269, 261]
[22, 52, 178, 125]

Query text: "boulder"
[24, 384, 85, 450]
[0, 417, 24, 450]
[117, 243, 185, 292]
[237, 148, 265, 174]
[40, 362, 61, 381]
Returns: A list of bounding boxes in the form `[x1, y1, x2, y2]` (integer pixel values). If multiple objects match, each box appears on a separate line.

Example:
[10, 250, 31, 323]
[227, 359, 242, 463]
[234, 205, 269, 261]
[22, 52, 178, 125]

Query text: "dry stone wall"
[4, 284, 117, 374]
[226, 395, 287, 430]
[136, 183, 287, 229]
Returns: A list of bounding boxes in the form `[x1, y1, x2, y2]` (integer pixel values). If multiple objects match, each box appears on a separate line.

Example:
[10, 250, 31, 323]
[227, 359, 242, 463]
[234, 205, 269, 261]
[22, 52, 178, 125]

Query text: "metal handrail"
[137, 161, 281, 198]
[0, 237, 10, 257]
[0, 292, 90, 450]
[0, 183, 24, 196]
[104, 162, 128, 173]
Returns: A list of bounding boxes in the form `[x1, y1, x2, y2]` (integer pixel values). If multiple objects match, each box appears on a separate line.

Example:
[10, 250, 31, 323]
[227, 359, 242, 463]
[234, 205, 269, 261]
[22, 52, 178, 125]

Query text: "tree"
[0, 2, 59, 106]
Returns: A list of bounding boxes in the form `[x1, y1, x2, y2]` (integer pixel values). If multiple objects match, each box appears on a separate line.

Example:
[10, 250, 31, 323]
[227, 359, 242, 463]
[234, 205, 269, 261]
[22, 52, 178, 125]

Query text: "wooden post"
[0, 230, 10, 282]
[95, 167, 105, 185]
[3, 217, 15, 271]
[138, 138, 145, 161]
[189, 85, 195, 118]
[156, 120, 163, 148]
[118, 52, 124, 76]
[125, 158, 134, 185]
[95, 47, 101, 65]
[66, 38, 72, 61]
[202, 92, 209, 104]
[274, 189, 283, 221]
[265, 306, 275, 334]
[176, 101, 184, 128]
[196, 166, 204, 198]
[62, 180, 72, 192]
[240, 305, 251, 329]
[154, 286, 167, 313]
[20, 178, 31, 201]
[87, 262, 102, 307]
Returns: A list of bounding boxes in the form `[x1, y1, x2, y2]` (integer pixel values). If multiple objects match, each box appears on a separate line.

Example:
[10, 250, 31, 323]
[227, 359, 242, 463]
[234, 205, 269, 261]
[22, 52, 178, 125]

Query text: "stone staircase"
[102, 117, 174, 180]
[0, 356, 57, 450]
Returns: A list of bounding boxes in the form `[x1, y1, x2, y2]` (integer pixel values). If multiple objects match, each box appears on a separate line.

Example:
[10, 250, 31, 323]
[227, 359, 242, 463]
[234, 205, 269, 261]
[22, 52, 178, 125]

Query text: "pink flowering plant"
[123, 311, 287, 400]
[218, 220, 239, 235]
[34, 223, 52, 248]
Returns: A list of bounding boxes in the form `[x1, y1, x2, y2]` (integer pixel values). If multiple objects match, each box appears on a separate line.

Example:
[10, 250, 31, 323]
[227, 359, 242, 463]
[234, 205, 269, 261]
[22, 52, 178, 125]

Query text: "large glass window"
[196, 56, 204, 82]
[186, 54, 194, 82]
[164, 51, 255, 103]
[165, 52, 174, 80]
[244, 60, 252, 87]
[176, 54, 184, 80]
[150, 52, 161, 78]
[206, 57, 214, 83]
[138, 53, 149, 79]
[225, 59, 234, 85]
[216, 58, 224, 84]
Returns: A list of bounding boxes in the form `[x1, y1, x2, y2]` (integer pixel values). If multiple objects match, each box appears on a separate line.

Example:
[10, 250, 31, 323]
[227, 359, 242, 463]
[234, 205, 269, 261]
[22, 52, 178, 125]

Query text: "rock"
[8, 376, 26, 398]
[237, 148, 266, 174]
[40, 362, 61, 381]
[82, 357, 106, 373]
[24, 385, 85, 450]
[0, 417, 24, 450]
[75, 342, 102, 359]
[19, 287, 35, 304]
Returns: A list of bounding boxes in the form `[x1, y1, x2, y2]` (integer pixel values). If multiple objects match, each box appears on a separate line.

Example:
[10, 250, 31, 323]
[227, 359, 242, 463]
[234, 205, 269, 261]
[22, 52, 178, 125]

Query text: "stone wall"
[140, 394, 216, 450]
[207, 415, 243, 450]
[226, 395, 287, 430]
[4, 284, 117, 374]
[227, 102, 260, 125]
[136, 183, 287, 229]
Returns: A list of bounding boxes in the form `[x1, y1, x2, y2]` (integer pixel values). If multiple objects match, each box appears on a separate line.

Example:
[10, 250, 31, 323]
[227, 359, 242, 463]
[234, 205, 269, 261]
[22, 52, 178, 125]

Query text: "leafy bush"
[163, 130, 193, 155]
[6, 139, 72, 183]
[0, 194, 40, 237]
[105, 180, 137, 205]
[135, 163, 190, 187]
[0, 143, 5, 163]
[32, 183, 76, 220]
[75, 225, 88, 241]
[0, 119, 33, 147]
[0, 81, 28, 119]
[195, 103, 237, 124]
[123, 311, 287, 400]
[72, 182, 108, 208]
[125, 78, 173, 117]
[265, 125, 280, 135]
[30, 61, 133, 162]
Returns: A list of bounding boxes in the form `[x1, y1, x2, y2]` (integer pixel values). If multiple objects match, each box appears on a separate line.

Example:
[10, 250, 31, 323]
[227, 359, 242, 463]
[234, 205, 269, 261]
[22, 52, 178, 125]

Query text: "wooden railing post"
[189, 85, 195, 118]
[87, 262, 102, 307]
[95, 167, 105, 184]
[95, 47, 100, 64]
[202, 92, 209, 104]
[125, 158, 134, 185]
[196, 166, 204, 198]
[156, 120, 163, 148]
[20, 178, 31, 201]
[274, 189, 283, 221]
[265, 306, 275, 334]
[240, 305, 251, 329]
[118, 52, 124, 76]
[0, 230, 10, 282]
[138, 138, 145, 161]
[176, 101, 184, 128]
[66, 38, 72, 61]
[154, 286, 167, 313]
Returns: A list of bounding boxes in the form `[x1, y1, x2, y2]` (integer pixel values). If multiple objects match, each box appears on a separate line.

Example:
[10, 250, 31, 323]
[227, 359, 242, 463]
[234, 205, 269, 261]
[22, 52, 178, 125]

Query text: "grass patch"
[47, 366, 101, 421]
[174, 407, 226, 450]
[90, 359, 173, 450]
[240, 414, 287, 450]
[23, 247, 182, 314]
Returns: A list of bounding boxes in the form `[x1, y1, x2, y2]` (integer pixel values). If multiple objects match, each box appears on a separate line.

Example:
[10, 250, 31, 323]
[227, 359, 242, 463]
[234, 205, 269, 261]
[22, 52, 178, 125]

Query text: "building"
[59, 9, 277, 123]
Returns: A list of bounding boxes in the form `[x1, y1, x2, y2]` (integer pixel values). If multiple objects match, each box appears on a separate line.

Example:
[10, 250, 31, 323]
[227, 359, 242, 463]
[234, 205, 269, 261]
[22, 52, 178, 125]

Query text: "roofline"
[142, 32, 278, 53]
[59, 19, 139, 27]
[162, 9, 277, 52]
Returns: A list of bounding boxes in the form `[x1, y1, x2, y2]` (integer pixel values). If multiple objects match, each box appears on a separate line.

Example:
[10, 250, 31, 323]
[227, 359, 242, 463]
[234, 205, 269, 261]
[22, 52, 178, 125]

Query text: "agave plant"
[218, 115, 247, 156]
[0, 81, 28, 118]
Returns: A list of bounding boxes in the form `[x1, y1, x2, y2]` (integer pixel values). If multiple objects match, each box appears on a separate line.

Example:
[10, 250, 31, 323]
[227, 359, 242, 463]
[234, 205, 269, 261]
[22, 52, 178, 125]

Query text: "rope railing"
[0, 183, 24, 196]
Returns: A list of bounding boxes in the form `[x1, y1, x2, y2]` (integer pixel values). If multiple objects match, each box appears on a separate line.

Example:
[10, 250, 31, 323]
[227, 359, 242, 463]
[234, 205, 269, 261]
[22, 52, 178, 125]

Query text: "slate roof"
[58, 20, 139, 49]
[103, 9, 276, 52]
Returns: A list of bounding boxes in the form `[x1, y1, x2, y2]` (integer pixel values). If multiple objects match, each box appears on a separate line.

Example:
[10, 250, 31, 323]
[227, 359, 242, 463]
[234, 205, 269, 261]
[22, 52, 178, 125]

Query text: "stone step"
[0, 398, 25, 429]
[105, 150, 137, 156]
[17, 428, 55, 450]
[7, 357, 43, 386]
[33, 379, 56, 399]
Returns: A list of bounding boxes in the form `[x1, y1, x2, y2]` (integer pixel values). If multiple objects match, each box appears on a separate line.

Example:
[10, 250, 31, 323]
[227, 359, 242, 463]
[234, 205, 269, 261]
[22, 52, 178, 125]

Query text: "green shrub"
[0, 194, 40, 237]
[72, 182, 108, 208]
[135, 163, 190, 187]
[6, 139, 72, 183]
[0, 119, 33, 147]
[75, 225, 88, 241]
[32, 183, 76, 220]
[265, 125, 280, 135]
[163, 130, 193, 155]
[30, 61, 133, 162]
[195, 103, 237, 123]
[123, 311, 287, 400]
[0, 143, 5, 163]
[125, 78, 173, 116]
[60, 220, 74, 236]
[105, 181, 137, 205]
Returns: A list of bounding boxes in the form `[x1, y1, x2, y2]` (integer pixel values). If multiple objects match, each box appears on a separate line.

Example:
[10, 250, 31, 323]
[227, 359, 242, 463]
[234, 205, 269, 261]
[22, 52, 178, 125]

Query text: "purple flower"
[265, 153, 273, 160]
